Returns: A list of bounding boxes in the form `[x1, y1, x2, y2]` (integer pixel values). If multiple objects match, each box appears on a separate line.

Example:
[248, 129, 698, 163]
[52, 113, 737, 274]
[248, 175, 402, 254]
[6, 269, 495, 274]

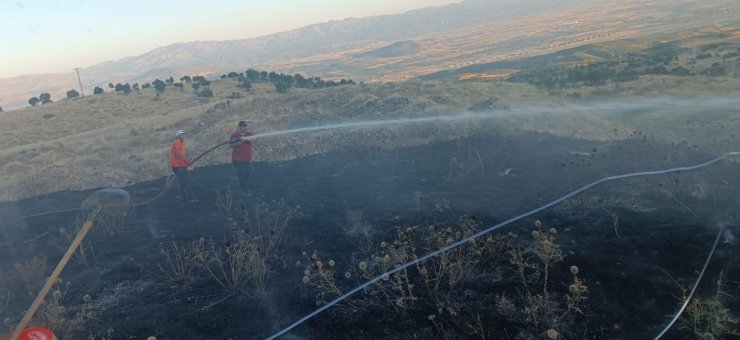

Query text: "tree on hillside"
[274, 82, 288, 94]
[66, 89, 80, 99]
[108, 82, 115, 89]
[192, 76, 206, 83]
[93, 86, 104, 94]
[166, 77, 174, 85]
[227, 72, 240, 79]
[671, 66, 691, 76]
[153, 79, 166, 97]
[312, 77, 326, 88]
[28, 97, 39, 106]
[246, 69, 260, 80]
[294, 74, 312, 88]
[707, 62, 726, 76]
[283, 74, 295, 88]
[583, 66, 613, 86]
[114, 83, 132, 95]
[239, 80, 252, 91]
[39, 92, 52, 104]
[196, 88, 213, 97]
[180, 76, 192, 83]
[132, 83, 140, 92]
[614, 69, 639, 82]
[0, 106, 3, 112]
[643, 65, 668, 75]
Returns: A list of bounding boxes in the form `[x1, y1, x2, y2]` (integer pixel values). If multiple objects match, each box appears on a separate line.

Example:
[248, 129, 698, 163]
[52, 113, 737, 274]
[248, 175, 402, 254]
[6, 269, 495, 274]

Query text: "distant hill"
[1, 27, 740, 200]
[80, 0, 577, 77]
[419, 29, 740, 81]
[0, 0, 584, 110]
[1, 0, 739, 110]
[418, 44, 624, 81]
[354, 41, 422, 59]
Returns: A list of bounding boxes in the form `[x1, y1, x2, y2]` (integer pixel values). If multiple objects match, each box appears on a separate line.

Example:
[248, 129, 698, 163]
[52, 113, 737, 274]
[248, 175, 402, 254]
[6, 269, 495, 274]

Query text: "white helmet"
[175, 129, 187, 137]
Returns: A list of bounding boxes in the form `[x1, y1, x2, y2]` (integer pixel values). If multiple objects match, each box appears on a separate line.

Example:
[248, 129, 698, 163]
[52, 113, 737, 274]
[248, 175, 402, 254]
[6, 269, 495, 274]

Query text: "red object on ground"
[18, 327, 59, 340]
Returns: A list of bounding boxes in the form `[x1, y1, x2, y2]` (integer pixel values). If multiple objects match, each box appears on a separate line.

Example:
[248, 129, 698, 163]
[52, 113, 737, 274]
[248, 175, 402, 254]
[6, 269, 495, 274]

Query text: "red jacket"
[231, 131, 253, 162]
[170, 138, 189, 168]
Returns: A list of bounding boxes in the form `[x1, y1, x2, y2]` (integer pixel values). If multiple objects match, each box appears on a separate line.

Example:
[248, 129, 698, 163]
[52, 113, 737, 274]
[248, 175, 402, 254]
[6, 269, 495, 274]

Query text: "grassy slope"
[1, 31, 739, 202]
[421, 28, 740, 81]
[0, 78, 608, 201]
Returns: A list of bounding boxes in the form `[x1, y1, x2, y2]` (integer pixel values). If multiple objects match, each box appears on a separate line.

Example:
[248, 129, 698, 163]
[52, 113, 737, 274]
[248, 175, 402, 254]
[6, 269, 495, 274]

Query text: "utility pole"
[73, 67, 85, 96]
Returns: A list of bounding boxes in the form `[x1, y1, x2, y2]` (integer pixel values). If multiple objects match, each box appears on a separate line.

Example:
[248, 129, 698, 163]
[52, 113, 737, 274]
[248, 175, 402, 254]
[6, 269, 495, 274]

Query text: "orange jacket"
[170, 138, 189, 168]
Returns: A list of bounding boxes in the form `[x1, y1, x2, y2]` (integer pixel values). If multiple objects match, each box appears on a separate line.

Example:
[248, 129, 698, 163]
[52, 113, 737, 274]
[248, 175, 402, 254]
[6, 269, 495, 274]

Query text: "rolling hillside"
[2, 0, 739, 110]
[419, 28, 740, 80]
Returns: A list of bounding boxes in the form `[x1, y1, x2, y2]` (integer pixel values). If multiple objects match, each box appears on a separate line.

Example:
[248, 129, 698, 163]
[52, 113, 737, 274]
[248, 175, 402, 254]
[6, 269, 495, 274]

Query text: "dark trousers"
[232, 160, 252, 195]
[171, 167, 195, 200]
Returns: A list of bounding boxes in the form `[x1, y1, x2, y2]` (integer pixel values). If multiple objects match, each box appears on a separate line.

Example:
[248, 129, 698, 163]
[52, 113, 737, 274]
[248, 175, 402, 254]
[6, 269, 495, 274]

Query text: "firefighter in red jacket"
[230, 121, 254, 197]
[170, 129, 198, 203]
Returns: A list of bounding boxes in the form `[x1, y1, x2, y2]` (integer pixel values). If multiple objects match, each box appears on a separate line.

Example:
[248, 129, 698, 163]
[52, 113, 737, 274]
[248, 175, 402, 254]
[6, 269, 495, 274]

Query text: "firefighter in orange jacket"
[170, 129, 198, 203]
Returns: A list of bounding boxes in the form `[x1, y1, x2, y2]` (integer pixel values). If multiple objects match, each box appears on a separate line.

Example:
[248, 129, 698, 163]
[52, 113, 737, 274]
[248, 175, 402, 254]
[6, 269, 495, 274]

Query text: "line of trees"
[507, 48, 733, 89]
[231, 69, 356, 93]
[94, 77, 191, 98]
[24, 68, 357, 108]
[508, 60, 695, 88]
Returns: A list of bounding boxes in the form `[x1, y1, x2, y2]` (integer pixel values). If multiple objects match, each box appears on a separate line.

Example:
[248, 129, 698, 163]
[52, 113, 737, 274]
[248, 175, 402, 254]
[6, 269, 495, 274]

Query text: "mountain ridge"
[2, 0, 738, 110]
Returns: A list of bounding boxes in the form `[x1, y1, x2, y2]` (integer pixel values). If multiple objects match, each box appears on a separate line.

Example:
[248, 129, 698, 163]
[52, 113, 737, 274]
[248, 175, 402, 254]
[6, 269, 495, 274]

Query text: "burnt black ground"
[1, 130, 739, 339]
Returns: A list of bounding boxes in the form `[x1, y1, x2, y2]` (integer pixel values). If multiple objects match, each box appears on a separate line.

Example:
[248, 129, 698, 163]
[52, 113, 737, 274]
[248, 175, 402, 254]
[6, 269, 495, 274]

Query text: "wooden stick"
[10, 205, 103, 340]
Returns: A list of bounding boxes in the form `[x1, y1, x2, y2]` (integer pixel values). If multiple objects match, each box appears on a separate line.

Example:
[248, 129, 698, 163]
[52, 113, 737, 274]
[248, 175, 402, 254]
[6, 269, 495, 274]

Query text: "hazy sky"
[0, 0, 459, 78]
